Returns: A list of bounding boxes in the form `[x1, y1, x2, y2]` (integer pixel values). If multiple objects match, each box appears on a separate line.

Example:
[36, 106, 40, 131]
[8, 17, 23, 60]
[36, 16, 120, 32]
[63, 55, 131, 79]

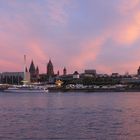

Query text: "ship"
[0, 84, 9, 91]
[6, 85, 48, 93]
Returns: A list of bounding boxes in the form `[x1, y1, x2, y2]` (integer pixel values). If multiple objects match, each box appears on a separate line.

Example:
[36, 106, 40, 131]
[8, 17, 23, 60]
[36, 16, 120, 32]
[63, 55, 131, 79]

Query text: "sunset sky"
[0, 0, 140, 74]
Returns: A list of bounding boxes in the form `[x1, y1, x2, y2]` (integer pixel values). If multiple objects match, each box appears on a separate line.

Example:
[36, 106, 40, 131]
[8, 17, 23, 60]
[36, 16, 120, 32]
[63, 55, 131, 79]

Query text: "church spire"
[26, 67, 28, 72]
[29, 60, 36, 73]
[36, 66, 39, 75]
[63, 67, 67, 75]
[47, 59, 54, 76]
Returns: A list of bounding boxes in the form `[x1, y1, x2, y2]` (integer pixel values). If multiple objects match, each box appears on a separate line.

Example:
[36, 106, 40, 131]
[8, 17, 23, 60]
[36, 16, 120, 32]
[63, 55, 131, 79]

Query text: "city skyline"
[0, 0, 140, 74]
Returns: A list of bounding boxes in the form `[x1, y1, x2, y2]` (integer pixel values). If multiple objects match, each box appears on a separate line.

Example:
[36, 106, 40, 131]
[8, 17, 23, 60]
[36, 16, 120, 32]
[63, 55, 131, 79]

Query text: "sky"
[0, 0, 140, 74]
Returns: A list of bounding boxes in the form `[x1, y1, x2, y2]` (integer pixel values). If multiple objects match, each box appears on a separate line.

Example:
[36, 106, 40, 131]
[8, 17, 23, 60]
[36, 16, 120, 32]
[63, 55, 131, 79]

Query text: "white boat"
[0, 84, 9, 91]
[5, 85, 48, 93]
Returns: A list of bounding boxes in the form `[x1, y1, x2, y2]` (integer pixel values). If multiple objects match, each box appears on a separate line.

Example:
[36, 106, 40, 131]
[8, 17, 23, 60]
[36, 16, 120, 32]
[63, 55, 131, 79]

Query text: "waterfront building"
[84, 69, 96, 77]
[39, 73, 47, 83]
[47, 60, 54, 77]
[63, 67, 67, 75]
[36, 66, 39, 78]
[85, 69, 96, 75]
[111, 73, 120, 78]
[57, 74, 73, 81]
[29, 60, 35, 78]
[29, 60, 39, 82]
[37, 60, 56, 83]
[121, 77, 140, 84]
[97, 74, 109, 78]
[56, 70, 81, 84]
[0, 72, 30, 85]
[46, 60, 56, 83]
[73, 71, 80, 79]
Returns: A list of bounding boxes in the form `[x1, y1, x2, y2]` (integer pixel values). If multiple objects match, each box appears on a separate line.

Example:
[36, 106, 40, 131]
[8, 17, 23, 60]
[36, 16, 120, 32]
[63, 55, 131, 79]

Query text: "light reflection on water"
[0, 92, 140, 140]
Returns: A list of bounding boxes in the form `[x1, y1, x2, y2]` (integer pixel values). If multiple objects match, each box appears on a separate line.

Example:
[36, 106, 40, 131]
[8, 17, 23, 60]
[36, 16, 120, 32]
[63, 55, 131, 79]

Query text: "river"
[0, 92, 140, 140]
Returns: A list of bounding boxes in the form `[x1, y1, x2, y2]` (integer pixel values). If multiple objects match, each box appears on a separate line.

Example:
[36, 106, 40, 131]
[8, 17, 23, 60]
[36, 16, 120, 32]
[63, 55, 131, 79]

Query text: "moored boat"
[0, 84, 9, 91]
[5, 85, 48, 93]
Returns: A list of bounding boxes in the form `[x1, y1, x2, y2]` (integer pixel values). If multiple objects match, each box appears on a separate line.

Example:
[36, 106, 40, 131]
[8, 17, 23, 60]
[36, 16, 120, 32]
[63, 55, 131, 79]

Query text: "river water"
[0, 92, 140, 140]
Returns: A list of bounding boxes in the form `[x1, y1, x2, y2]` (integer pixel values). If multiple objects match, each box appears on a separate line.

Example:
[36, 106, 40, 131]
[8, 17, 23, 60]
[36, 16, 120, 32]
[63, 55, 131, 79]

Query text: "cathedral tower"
[29, 60, 36, 74]
[47, 60, 54, 76]
[29, 60, 38, 82]
[63, 67, 67, 75]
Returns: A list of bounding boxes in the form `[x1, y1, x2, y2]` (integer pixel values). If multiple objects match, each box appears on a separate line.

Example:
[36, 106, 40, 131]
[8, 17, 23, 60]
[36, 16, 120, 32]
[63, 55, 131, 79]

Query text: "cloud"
[111, 0, 140, 45]
[23, 39, 59, 73]
[112, 22, 140, 45]
[118, 0, 140, 15]
[67, 0, 140, 74]
[1, 0, 140, 74]
[0, 59, 21, 72]
[47, 0, 71, 25]
[95, 65, 112, 74]
[25, 40, 47, 61]
[69, 35, 107, 72]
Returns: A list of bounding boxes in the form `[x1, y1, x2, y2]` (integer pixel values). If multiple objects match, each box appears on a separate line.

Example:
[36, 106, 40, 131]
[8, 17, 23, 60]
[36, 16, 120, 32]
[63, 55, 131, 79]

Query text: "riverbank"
[48, 87, 140, 92]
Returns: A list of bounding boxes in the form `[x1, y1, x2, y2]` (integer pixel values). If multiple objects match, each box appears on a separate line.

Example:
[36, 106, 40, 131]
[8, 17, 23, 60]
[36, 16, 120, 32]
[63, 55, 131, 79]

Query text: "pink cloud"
[95, 65, 112, 74]
[67, 0, 140, 73]
[93, 60, 139, 75]
[112, 23, 140, 45]
[26, 41, 47, 61]
[118, 0, 140, 15]
[111, 0, 140, 45]
[0, 59, 21, 72]
[47, 0, 71, 25]
[23, 39, 56, 73]
[111, 61, 139, 74]
[69, 35, 107, 72]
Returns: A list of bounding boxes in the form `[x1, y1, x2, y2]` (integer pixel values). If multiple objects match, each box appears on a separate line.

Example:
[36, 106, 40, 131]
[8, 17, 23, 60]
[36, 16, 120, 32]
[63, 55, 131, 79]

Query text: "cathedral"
[29, 60, 39, 82]
[47, 60, 54, 77]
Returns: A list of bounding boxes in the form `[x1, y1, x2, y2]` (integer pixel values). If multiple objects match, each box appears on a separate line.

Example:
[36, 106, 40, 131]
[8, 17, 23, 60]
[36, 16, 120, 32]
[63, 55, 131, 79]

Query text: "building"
[137, 66, 140, 76]
[0, 72, 30, 85]
[63, 67, 67, 75]
[47, 60, 54, 77]
[29, 60, 39, 82]
[73, 71, 80, 79]
[83, 69, 96, 77]
[85, 69, 96, 75]
[111, 73, 120, 78]
[36, 66, 39, 79]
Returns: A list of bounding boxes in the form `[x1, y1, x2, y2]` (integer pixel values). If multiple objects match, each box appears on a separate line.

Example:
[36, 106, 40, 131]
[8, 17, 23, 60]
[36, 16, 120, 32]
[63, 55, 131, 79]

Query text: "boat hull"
[5, 88, 48, 93]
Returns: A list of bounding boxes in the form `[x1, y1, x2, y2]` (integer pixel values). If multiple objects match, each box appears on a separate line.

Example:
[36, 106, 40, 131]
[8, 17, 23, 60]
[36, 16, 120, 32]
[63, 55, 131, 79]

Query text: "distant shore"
[48, 87, 140, 92]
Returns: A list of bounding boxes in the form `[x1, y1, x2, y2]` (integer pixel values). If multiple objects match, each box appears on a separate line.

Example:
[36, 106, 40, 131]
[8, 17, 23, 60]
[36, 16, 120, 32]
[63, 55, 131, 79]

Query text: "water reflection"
[0, 92, 139, 139]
